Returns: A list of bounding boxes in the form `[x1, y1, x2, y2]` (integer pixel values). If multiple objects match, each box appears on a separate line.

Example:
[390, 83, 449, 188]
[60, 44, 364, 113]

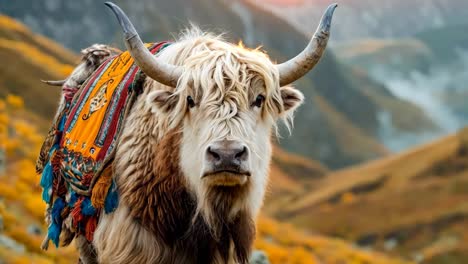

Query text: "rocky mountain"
[0, 0, 437, 169]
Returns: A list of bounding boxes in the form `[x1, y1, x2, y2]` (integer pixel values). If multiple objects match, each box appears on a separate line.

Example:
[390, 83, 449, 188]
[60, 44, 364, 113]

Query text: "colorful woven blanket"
[36, 42, 170, 248]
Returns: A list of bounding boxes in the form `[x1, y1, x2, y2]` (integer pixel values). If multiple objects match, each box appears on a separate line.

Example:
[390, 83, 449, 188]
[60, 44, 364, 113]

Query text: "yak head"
[106, 2, 336, 225]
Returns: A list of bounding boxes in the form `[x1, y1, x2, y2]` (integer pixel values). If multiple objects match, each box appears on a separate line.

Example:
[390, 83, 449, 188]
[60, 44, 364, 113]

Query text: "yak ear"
[147, 90, 178, 113]
[280, 86, 304, 113]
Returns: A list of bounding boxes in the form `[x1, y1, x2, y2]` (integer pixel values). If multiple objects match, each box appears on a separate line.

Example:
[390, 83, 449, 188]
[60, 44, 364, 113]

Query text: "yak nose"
[206, 140, 248, 171]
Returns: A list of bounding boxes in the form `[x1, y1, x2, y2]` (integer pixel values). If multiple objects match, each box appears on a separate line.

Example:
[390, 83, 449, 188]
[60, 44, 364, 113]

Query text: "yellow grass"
[0, 38, 74, 77]
[256, 217, 413, 264]
[289, 134, 458, 213]
[275, 128, 468, 261]
[0, 16, 29, 34]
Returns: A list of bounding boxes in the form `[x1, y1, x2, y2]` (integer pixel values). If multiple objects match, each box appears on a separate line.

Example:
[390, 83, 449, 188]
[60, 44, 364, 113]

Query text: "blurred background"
[0, 0, 467, 263]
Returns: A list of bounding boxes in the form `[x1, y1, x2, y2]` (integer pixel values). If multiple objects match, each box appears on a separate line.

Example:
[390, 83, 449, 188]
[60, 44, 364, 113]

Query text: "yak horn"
[105, 2, 182, 88]
[277, 4, 337, 86]
[41, 79, 66, 86]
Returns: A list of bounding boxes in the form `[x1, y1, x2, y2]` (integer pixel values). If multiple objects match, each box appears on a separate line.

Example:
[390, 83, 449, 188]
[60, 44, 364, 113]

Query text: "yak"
[40, 2, 337, 263]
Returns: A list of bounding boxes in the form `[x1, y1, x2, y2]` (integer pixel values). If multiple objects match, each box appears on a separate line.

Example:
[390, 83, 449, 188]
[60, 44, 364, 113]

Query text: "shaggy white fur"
[94, 27, 304, 263]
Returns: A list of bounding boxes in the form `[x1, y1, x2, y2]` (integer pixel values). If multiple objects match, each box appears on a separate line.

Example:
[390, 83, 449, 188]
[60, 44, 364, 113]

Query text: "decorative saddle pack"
[36, 42, 171, 248]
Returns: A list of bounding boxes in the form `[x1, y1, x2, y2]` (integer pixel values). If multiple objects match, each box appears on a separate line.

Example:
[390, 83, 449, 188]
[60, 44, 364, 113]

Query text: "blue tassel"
[81, 198, 96, 216]
[40, 162, 54, 203]
[58, 113, 66, 131]
[104, 181, 119, 214]
[40, 162, 53, 189]
[68, 191, 78, 206]
[42, 188, 52, 204]
[48, 222, 61, 248]
[48, 198, 66, 247]
[51, 198, 65, 224]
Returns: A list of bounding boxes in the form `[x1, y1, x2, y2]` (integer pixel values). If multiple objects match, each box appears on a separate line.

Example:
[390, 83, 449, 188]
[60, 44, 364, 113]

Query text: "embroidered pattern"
[82, 79, 112, 120]
[36, 42, 171, 249]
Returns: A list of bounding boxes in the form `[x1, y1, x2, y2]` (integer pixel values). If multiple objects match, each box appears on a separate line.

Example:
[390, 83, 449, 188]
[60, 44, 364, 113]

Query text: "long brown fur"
[116, 125, 255, 263]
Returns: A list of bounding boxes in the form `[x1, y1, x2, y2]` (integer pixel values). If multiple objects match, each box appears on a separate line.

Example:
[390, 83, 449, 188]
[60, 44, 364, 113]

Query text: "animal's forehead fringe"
[146, 26, 287, 132]
[167, 29, 280, 102]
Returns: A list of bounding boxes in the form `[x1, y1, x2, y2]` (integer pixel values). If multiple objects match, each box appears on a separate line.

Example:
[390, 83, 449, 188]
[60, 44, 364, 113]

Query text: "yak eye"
[252, 94, 265, 108]
[187, 96, 195, 108]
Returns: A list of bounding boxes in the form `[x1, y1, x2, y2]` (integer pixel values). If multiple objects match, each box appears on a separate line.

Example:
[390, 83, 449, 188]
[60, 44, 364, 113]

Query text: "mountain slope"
[0, 15, 76, 119]
[273, 127, 468, 263]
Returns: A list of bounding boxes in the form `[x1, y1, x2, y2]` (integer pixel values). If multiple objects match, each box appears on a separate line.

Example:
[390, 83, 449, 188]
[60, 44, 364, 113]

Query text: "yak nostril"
[206, 142, 248, 167]
[207, 147, 221, 161]
[235, 146, 248, 161]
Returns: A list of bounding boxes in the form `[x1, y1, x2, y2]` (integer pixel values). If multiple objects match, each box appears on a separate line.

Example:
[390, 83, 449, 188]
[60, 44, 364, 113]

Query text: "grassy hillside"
[0, 96, 77, 263]
[0, 15, 77, 119]
[255, 216, 413, 264]
[273, 127, 468, 263]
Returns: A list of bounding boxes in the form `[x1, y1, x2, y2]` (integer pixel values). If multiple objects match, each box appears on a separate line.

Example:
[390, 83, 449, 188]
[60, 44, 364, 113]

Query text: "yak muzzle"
[203, 140, 250, 186]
